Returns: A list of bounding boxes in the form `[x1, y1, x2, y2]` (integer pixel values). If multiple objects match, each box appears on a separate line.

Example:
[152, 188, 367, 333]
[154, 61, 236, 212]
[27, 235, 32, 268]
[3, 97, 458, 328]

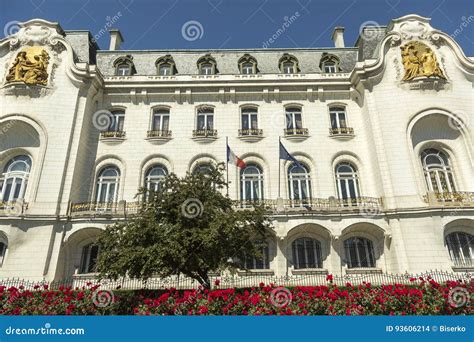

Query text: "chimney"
[331, 27, 345, 48]
[109, 29, 124, 50]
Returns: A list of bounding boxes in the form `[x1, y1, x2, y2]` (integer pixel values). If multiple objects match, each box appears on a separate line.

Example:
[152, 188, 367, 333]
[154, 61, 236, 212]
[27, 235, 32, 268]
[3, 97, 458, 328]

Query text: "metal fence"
[0, 270, 471, 291]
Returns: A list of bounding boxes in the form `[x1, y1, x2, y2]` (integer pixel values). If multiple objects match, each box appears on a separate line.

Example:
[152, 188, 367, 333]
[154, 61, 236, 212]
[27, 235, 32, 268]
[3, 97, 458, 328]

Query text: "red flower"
[326, 275, 333, 282]
[214, 279, 220, 286]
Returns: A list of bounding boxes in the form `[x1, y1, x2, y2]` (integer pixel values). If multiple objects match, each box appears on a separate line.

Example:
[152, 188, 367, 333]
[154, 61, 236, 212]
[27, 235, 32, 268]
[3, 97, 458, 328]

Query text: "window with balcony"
[101, 110, 126, 139]
[0, 155, 31, 203]
[241, 164, 264, 203]
[240, 107, 261, 136]
[446, 232, 473, 268]
[148, 108, 171, 138]
[79, 243, 100, 274]
[288, 163, 311, 206]
[421, 149, 456, 193]
[279, 54, 299, 74]
[329, 106, 353, 135]
[145, 165, 168, 192]
[284, 107, 307, 136]
[335, 163, 360, 204]
[292, 237, 323, 269]
[194, 107, 216, 137]
[95, 166, 120, 204]
[344, 237, 376, 268]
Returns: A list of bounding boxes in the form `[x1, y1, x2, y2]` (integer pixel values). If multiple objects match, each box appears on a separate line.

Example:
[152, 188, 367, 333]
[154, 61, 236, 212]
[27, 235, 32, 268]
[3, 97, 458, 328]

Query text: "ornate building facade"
[0, 15, 472, 282]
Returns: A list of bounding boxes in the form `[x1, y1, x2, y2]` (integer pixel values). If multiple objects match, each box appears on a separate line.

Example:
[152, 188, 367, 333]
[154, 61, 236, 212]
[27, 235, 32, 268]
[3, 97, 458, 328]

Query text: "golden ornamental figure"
[5, 47, 50, 86]
[400, 41, 446, 81]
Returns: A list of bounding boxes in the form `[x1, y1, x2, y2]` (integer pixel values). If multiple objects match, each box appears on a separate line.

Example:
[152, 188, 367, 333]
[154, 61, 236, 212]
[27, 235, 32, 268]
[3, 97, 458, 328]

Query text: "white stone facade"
[0, 15, 472, 282]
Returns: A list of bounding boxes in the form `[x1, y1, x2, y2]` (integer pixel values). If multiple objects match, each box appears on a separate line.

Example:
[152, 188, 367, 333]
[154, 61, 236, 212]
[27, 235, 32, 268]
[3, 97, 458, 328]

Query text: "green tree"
[96, 163, 272, 288]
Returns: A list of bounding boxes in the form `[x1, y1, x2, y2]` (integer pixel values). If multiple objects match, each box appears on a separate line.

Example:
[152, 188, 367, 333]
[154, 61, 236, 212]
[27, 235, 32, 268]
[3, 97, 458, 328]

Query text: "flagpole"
[226, 136, 229, 196]
[278, 136, 281, 198]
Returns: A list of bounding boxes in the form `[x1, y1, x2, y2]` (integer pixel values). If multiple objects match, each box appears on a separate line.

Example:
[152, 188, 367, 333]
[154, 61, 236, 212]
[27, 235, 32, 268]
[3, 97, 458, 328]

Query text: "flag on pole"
[279, 141, 303, 168]
[227, 144, 247, 169]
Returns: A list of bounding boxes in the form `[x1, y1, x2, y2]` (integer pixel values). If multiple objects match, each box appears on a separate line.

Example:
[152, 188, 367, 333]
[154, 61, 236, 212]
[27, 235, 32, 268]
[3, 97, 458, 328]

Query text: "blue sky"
[1, 0, 473, 55]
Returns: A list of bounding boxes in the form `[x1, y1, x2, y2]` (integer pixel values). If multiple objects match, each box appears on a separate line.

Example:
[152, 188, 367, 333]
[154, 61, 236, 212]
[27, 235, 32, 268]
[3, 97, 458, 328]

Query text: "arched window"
[320, 54, 340, 73]
[197, 55, 217, 75]
[145, 165, 168, 191]
[0, 236, 7, 267]
[241, 164, 264, 203]
[344, 237, 376, 268]
[288, 163, 311, 206]
[243, 240, 270, 270]
[238, 54, 258, 74]
[113, 55, 136, 76]
[95, 166, 120, 204]
[279, 54, 299, 74]
[79, 243, 100, 274]
[193, 163, 214, 176]
[421, 149, 456, 193]
[335, 163, 360, 204]
[156, 55, 177, 76]
[0, 155, 32, 202]
[240, 107, 259, 135]
[292, 237, 322, 269]
[446, 232, 473, 267]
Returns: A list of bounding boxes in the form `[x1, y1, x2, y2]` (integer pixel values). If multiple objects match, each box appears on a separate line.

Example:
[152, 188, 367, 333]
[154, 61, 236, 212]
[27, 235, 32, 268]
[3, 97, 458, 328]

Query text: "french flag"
[227, 144, 247, 169]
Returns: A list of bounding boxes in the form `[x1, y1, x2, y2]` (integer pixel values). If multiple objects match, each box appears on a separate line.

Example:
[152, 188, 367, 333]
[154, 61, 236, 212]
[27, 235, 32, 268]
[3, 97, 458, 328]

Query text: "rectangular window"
[197, 109, 214, 130]
[109, 112, 125, 132]
[152, 110, 170, 131]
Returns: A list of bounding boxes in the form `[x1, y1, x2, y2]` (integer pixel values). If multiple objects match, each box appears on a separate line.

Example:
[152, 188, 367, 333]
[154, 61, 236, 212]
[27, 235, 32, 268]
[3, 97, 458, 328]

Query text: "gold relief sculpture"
[5, 46, 50, 86]
[400, 41, 446, 81]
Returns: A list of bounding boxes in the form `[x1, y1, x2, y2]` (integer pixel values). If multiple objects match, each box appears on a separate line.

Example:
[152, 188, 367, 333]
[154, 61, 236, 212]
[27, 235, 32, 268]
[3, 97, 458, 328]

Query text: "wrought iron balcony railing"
[284, 128, 309, 136]
[192, 129, 218, 138]
[238, 129, 263, 137]
[100, 130, 126, 139]
[329, 127, 354, 136]
[69, 197, 383, 218]
[147, 130, 172, 138]
[424, 191, 474, 206]
[0, 200, 28, 216]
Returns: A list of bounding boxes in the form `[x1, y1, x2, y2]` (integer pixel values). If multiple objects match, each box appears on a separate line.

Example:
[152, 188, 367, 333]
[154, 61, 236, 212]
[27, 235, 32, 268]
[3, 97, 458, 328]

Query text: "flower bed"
[1, 277, 471, 315]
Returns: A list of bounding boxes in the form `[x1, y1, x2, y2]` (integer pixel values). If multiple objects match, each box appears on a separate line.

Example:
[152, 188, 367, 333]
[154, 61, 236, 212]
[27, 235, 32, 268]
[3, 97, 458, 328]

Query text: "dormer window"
[198, 55, 217, 75]
[279, 54, 299, 74]
[113, 55, 136, 76]
[320, 54, 341, 73]
[238, 54, 258, 74]
[156, 55, 177, 76]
